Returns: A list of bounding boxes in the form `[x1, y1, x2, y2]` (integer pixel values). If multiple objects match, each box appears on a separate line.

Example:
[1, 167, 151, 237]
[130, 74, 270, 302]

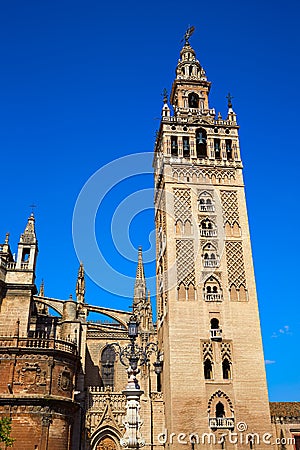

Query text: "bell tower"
[154, 30, 272, 448]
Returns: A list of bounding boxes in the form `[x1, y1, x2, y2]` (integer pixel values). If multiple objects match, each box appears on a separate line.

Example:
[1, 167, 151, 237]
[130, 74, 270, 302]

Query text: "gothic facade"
[0, 37, 299, 450]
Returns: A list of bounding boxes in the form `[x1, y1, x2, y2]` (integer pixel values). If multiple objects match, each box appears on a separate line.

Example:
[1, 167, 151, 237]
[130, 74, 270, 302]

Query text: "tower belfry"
[154, 31, 272, 447]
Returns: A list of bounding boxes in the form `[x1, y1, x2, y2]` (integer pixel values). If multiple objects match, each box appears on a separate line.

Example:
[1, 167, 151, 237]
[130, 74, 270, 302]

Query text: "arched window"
[196, 128, 207, 158]
[204, 276, 222, 301]
[222, 358, 231, 379]
[225, 139, 233, 160]
[171, 136, 178, 156]
[216, 402, 225, 418]
[101, 346, 115, 389]
[214, 139, 221, 159]
[198, 191, 214, 212]
[210, 318, 222, 340]
[210, 318, 219, 329]
[188, 92, 199, 108]
[183, 137, 190, 157]
[204, 359, 213, 379]
[200, 218, 216, 237]
[202, 243, 219, 268]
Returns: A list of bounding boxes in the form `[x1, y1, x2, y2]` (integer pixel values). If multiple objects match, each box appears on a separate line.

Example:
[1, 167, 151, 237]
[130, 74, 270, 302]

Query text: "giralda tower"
[154, 31, 273, 449]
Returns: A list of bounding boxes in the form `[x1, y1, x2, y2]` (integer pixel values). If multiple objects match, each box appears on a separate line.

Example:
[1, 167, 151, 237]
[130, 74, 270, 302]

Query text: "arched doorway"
[96, 436, 118, 450]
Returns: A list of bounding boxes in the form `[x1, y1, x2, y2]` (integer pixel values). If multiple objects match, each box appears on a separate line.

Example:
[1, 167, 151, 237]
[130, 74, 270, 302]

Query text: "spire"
[170, 29, 212, 116]
[16, 213, 38, 271]
[226, 92, 237, 122]
[20, 213, 37, 244]
[39, 279, 45, 297]
[175, 38, 207, 82]
[133, 247, 146, 306]
[76, 262, 85, 304]
[161, 88, 170, 118]
[1, 233, 11, 255]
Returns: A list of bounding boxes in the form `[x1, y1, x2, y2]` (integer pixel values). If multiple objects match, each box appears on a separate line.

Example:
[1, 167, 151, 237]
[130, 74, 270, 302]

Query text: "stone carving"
[96, 437, 118, 450]
[42, 414, 53, 427]
[58, 367, 72, 391]
[16, 362, 46, 386]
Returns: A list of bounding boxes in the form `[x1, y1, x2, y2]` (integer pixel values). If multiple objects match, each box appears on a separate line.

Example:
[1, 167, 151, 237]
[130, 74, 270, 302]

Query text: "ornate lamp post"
[109, 316, 162, 449]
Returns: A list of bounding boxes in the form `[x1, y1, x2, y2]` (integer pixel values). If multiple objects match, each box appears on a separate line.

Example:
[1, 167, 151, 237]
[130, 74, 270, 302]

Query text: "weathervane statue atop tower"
[183, 25, 195, 45]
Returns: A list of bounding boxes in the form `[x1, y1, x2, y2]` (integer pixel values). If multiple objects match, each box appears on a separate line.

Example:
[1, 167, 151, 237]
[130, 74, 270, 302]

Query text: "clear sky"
[0, 0, 299, 401]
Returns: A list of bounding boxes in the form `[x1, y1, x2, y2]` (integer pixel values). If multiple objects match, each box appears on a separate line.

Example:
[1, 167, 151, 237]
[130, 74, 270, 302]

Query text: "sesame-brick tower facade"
[0, 29, 299, 450]
[153, 32, 274, 448]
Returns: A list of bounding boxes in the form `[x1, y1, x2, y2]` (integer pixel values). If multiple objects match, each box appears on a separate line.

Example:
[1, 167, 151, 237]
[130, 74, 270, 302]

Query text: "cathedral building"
[0, 33, 299, 450]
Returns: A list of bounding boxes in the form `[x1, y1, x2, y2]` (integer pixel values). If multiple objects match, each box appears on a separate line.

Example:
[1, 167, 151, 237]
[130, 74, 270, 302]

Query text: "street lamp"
[108, 315, 162, 449]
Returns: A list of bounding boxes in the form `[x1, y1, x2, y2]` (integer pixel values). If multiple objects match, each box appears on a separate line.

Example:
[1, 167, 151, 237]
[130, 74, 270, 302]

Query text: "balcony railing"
[200, 229, 217, 237]
[203, 259, 219, 268]
[209, 417, 234, 429]
[210, 329, 222, 340]
[5, 261, 29, 270]
[0, 336, 77, 355]
[204, 293, 223, 302]
[199, 205, 215, 212]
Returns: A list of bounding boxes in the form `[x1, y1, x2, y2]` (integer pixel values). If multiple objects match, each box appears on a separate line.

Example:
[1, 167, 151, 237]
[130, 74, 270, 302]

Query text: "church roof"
[270, 402, 300, 418]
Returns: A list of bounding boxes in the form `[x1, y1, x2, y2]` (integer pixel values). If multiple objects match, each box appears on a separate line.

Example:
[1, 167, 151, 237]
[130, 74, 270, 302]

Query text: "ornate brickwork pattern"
[220, 190, 239, 225]
[225, 241, 246, 288]
[86, 390, 126, 434]
[202, 342, 213, 360]
[221, 342, 232, 362]
[173, 188, 192, 221]
[172, 167, 236, 183]
[176, 239, 195, 286]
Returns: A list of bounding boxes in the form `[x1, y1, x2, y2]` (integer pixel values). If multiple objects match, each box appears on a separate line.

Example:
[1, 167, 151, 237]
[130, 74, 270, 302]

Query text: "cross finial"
[182, 26, 195, 45]
[30, 204, 37, 214]
[162, 88, 168, 104]
[226, 92, 234, 109]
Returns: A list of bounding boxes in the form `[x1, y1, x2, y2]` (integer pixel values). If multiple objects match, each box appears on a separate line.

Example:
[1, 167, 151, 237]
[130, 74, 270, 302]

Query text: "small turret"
[133, 247, 146, 307]
[161, 88, 170, 118]
[132, 248, 154, 334]
[16, 213, 38, 271]
[226, 92, 237, 123]
[0, 233, 13, 264]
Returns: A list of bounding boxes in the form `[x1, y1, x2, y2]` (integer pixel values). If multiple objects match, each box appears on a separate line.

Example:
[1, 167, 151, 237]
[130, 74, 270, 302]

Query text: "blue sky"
[0, 0, 299, 401]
